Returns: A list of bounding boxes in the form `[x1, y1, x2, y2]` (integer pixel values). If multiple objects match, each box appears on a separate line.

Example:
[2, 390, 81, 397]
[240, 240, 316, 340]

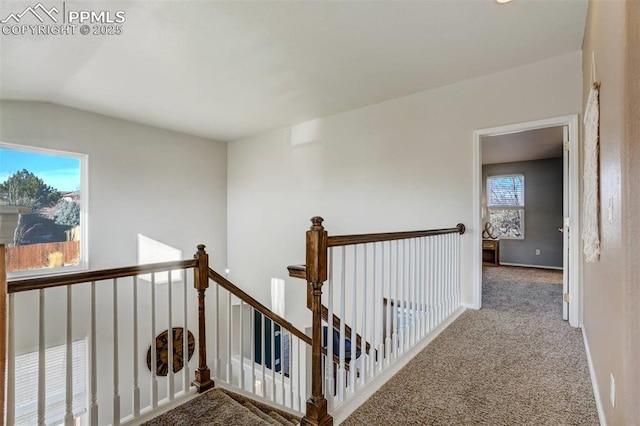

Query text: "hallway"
[343, 266, 599, 425]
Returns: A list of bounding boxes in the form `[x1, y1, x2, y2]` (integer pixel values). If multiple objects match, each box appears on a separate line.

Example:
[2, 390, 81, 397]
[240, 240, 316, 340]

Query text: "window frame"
[486, 174, 525, 240]
[1, 141, 89, 278]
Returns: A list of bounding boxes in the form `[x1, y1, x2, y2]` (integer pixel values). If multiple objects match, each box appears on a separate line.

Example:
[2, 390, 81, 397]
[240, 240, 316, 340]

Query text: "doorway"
[472, 115, 581, 327]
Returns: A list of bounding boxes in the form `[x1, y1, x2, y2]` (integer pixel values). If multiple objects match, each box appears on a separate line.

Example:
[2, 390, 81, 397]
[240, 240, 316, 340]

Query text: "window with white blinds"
[488, 175, 524, 207]
[487, 174, 525, 239]
[12, 339, 87, 425]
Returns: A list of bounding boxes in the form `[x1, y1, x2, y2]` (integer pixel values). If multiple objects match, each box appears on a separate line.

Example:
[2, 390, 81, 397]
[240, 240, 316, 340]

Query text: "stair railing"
[1, 244, 312, 426]
[204, 251, 312, 413]
[292, 217, 466, 425]
[3, 251, 208, 426]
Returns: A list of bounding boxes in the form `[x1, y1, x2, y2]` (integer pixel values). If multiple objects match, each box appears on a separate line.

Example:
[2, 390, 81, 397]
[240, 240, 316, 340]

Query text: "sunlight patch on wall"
[271, 277, 285, 317]
[290, 118, 323, 146]
[137, 234, 182, 283]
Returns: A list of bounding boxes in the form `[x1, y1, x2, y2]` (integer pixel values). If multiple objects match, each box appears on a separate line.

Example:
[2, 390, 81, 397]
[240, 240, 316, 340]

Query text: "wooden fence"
[5, 241, 80, 272]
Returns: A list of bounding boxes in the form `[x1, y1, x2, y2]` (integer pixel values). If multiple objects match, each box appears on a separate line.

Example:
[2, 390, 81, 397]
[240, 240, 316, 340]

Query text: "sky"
[0, 148, 81, 192]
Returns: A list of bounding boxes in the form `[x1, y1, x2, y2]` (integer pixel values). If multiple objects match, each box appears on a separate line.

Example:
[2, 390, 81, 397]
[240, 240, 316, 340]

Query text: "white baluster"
[113, 279, 120, 426]
[65, 286, 73, 426]
[7, 294, 15, 426]
[414, 239, 420, 341]
[38, 289, 45, 426]
[227, 289, 232, 382]
[375, 242, 383, 374]
[407, 239, 412, 346]
[421, 237, 427, 337]
[250, 307, 256, 396]
[297, 338, 302, 410]
[392, 241, 399, 360]
[349, 245, 357, 394]
[398, 240, 407, 354]
[326, 247, 334, 409]
[440, 236, 445, 319]
[435, 236, 441, 324]
[338, 247, 346, 402]
[446, 234, 453, 316]
[417, 238, 423, 339]
[405, 239, 410, 351]
[270, 320, 276, 402]
[384, 241, 392, 364]
[456, 233, 461, 307]
[261, 314, 266, 398]
[240, 301, 244, 390]
[439, 235, 444, 323]
[431, 236, 437, 326]
[370, 243, 376, 376]
[133, 277, 140, 417]
[90, 282, 98, 425]
[433, 236, 439, 325]
[167, 272, 174, 400]
[442, 236, 448, 318]
[214, 280, 220, 379]
[410, 238, 416, 346]
[453, 234, 458, 308]
[448, 234, 453, 315]
[183, 272, 190, 392]
[288, 332, 294, 408]
[280, 326, 285, 405]
[150, 274, 158, 408]
[418, 238, 423, 340]
[452, 234, 457, 310]
[361, 244, 367, 386]
[443, 235, 448, 317]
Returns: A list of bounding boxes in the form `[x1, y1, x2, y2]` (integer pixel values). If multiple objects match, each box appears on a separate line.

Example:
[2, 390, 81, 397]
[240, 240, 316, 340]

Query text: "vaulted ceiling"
[0, 0, 588, 142]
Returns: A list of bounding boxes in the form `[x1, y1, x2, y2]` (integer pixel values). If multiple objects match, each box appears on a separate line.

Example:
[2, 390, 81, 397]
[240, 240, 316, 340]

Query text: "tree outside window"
[0, 143, 86, 275]
[487, 174, 525, 239]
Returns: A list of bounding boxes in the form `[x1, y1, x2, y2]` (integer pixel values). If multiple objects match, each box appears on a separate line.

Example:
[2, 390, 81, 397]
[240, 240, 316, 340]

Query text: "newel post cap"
[310, 216, 324, 230]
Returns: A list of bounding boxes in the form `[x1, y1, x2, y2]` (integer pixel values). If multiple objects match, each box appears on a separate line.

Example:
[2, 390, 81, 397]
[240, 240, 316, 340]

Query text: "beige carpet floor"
[143, 388, 299, 425]
[343, 266, 599, 425]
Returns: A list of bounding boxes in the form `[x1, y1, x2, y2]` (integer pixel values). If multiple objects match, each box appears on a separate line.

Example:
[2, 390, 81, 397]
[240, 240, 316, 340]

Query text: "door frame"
[471, 114, 581, 327]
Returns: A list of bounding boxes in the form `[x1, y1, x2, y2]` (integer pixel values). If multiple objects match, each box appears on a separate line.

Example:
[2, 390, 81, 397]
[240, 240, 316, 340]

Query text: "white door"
[562, 125, 569, 320]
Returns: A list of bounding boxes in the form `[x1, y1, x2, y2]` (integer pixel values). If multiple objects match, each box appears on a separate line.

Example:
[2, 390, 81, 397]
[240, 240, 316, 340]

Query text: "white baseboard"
[499, 262, 563, 271]
[582, 328, 607, 426]
[462, 302, 479, 310]
[331, 306, 466, 424]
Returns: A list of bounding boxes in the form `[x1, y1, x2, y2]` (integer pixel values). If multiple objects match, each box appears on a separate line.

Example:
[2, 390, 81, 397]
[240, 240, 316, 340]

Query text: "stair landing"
[143, 388, 300, 425]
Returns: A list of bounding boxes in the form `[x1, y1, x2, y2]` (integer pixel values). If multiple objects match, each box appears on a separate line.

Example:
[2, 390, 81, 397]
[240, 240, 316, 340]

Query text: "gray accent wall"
[483, 158, 563, 268]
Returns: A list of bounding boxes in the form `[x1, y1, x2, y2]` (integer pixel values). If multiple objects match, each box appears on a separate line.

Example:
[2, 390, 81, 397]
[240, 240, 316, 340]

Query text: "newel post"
[193, 244, 214, 393]
[1, 244, 6, 426]
[302, 217, 333, 426]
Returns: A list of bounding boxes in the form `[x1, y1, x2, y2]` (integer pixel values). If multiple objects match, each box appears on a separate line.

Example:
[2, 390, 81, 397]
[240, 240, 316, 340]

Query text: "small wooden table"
[482, 239, 500, 266]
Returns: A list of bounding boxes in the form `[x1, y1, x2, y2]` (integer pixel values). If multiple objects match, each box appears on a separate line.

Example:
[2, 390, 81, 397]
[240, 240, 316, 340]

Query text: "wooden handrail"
[287, 264, 306, 280]
[327, 223, 466, 247]
[298, 217, 466, 426]
[208, 268, 312, 346]
[7, 259, 198, 293]
[321, 305, 371, 355]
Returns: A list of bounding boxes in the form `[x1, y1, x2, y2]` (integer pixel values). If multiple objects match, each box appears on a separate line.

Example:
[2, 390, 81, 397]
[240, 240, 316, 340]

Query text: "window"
[12, 339, 88, 425]
[0, 142, 87, 276]
[487, 174, 524, 239]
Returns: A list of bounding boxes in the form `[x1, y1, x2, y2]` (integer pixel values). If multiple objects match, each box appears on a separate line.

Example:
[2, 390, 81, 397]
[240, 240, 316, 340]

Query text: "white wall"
[227, 52, 583, 330]
[0, 100, 227, 272]
[0, 100, 227, 423]
[581, 1, 640, 423]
